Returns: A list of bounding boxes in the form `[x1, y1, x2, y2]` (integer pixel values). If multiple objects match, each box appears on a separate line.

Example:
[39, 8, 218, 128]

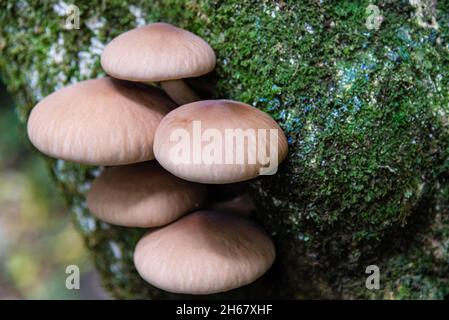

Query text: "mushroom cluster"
[27, 23, 288, 295]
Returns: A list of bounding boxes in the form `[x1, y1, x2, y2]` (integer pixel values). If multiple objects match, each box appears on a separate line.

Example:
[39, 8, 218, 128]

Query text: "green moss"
[1, 0, 449, 299]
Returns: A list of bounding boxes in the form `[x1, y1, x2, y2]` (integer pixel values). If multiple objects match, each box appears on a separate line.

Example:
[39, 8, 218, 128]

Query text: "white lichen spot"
[16, 0, 29, 10]
[54, 71, 68, 91]
[47, 34, 66, 65]
[89, 37, 105, 56]
[86, 16, 107, 34]
[309, 155, 317, 167]
[72, 205, 97, 233]
[90, 166, 104, 178]
[77, 181, 92, 194]
[417, 182, 425, 197]
[27, 68, 43, 100]
[433, 108, 449, 129]
[55, 159, 66, 172]
[109, 241, 122, 259]
[75, 37, 104, 79]
[78, 51, 96, 79]
[129, 5, 146, 27]
[29, 69, 39, 89]
[53, 0, 71, 16]
[69, 77, 78, 84]
[271, 196, 283, 207]
[304, 23, 315, 34]
[263, 4, 279, 19]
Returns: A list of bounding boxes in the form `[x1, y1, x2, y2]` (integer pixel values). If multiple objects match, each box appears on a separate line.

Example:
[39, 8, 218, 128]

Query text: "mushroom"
[27, 78, 175, 165]
[87, 161, 206, 227]
[133, 210, 275, 294]
[153, 99, 289, 184]
[101, 23, 216, 105]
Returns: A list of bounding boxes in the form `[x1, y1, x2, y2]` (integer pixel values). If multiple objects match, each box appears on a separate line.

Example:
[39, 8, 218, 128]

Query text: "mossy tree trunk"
[1, 0, 449, 299]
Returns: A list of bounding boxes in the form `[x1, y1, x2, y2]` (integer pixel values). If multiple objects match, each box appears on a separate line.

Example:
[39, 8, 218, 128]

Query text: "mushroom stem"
[160, 79, 201, 105]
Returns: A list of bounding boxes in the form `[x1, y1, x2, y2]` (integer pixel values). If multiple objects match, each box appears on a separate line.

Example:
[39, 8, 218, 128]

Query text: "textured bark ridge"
[1, 0, 449, 299]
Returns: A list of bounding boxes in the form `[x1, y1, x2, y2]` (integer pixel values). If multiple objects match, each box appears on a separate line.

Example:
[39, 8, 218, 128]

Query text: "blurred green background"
[0, 81, 108, 299]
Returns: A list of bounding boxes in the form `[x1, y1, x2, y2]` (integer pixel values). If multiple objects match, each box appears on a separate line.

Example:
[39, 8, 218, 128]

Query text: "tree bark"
[1, 0, 448, 299]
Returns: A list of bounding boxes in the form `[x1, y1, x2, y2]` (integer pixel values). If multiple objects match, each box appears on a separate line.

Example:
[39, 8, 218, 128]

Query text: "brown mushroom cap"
[27, 78, 175, 165]
[87, 162, 206, 227]
[133, 210, 275, 294]
[153, 99, 288, 184]
[101, 23, 216, 82]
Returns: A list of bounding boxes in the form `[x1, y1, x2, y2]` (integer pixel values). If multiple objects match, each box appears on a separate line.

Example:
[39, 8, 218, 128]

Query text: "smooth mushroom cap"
[160, 79, 201, 105]
[153, 100, 289, 184]
[133, 210, 275, 294]
[27, 78, 175, 165]
[87, 162, 206, 227]
[101, 23, 216, 82]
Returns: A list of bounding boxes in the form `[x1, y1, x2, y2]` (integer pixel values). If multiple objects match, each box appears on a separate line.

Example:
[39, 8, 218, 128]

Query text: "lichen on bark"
[1, 0, 449, 299]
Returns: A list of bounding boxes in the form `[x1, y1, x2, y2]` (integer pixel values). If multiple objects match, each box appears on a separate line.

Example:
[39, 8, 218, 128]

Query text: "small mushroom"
[27, 78, 175, 165]
[153, 99, 288, 184]
[133, 210, 275, 294]
[101, 23, 216, 105]
[87, 162, 206, 227]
